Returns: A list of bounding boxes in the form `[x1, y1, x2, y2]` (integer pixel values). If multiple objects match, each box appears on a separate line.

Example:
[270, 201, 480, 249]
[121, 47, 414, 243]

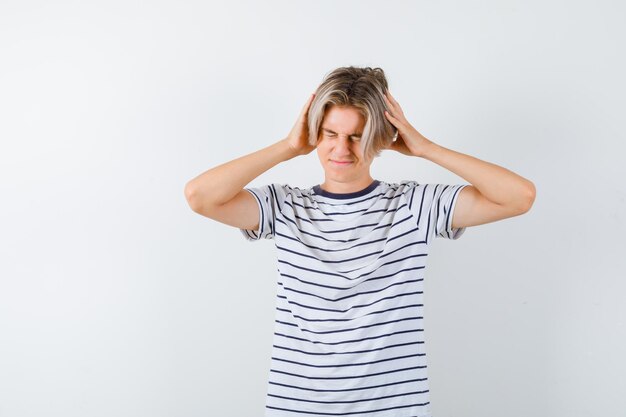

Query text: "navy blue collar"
[313, 180, 380, 199]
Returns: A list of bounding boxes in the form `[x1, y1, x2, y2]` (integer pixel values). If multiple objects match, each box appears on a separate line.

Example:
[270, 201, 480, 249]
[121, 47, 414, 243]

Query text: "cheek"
[316, 144, 327, 160]
[316, 140, 329, 153]
[353, 144, 365, 158]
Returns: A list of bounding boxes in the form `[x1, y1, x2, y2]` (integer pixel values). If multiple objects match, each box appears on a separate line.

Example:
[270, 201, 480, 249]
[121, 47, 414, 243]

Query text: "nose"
[334, 135, 353, 154]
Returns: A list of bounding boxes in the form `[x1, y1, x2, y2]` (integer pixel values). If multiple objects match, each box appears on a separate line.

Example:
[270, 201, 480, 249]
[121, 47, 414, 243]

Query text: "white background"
[1, 1, 624, 416]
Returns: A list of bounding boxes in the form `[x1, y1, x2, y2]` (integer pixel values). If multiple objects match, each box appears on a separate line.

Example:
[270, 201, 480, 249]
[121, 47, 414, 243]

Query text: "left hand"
[383, 90, 435, 158]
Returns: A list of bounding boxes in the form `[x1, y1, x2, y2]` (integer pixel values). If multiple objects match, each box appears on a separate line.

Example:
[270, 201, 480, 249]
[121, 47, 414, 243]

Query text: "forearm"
[185, 138, 296, 209]
[421, 140, 536, 207]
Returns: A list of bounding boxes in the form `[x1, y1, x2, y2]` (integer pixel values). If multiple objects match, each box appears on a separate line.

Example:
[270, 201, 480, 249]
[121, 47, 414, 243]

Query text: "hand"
[383, 90, 435, 158]
[285, 93, 317, 157]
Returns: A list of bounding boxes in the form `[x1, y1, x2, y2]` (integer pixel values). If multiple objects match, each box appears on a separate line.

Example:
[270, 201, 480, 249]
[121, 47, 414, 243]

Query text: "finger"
[384, 110, 397, 124]
[383, 93, 393, 109]
[383, 95, 396, 117]
[387, 93, 403, 116]
[386, 97, 404, 120]
[305, 93, 315, 109]
[300, 93, 315, 117]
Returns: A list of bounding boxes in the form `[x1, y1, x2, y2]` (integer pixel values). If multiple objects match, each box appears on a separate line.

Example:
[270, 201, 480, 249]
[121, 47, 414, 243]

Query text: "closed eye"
[323, 131, 360, 141]
[322, 128, 361, 141]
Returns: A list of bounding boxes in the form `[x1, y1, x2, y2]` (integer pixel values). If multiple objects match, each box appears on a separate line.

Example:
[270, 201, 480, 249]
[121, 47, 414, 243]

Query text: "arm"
[383, 90, 536, 229]
[184, 93, 316, 230]
[421, 142, 536, 229]
[184, 138, 295, 213]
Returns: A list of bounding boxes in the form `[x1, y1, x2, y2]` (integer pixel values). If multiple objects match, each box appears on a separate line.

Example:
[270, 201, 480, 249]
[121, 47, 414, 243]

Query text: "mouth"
[331, 160, 353, 166]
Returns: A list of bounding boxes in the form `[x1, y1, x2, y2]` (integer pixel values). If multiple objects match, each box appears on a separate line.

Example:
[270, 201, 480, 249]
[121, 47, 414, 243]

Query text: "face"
[316, 105, 374, 191]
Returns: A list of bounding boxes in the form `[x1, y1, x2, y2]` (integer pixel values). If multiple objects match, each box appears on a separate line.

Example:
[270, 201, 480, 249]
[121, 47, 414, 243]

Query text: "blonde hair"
[308, 66, 397, 161]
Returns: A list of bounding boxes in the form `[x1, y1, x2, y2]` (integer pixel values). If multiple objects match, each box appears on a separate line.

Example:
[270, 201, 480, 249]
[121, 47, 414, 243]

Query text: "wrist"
[419, 140, 441, 160]
[277, 138, 299, 161]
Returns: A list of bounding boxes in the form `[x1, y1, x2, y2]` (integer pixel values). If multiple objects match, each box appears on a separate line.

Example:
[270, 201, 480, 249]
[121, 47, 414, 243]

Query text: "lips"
[331, 160, 353, 166]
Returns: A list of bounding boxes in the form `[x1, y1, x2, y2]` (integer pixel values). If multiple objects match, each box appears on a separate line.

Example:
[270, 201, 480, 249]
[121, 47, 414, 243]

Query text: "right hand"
[285, 93, 317, 157]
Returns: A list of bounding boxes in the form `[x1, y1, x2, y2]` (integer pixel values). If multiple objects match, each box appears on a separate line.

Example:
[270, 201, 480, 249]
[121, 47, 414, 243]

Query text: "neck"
[319, 176, 375, 194]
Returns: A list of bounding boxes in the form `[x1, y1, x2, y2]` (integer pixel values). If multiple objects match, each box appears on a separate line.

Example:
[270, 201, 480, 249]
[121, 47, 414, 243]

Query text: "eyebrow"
[321, 127, 362, 138]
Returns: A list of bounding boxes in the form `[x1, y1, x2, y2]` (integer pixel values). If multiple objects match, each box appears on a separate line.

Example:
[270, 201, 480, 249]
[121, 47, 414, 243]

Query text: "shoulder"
[261, 183, 312, 209]
[390, 181, 455, 198]
[276, 183, 307, 200]
[381, 180, 421, 197]
[384, 181, 445, 209]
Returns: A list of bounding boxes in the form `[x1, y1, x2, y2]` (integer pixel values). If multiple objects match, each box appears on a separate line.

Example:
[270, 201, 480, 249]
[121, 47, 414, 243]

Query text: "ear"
[392, 128, 398, 141]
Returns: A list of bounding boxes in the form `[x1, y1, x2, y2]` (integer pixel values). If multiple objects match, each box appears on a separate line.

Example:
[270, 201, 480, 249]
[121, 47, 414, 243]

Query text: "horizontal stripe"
[275, 303, 424, 324]
[274, 328, 425, 346]
[276, 278, 424, 303]
[271, 352, 427, 370]
[269, 376, 427, 393]
[277, 268, 423, 291]
[276, 290, 424, 313]
[275, 315, 423, 335]
[273, 340, 425, 357]
[268, 388, 429, 404]
[270, 364, 428, 380]
[265, 402, 429, 416]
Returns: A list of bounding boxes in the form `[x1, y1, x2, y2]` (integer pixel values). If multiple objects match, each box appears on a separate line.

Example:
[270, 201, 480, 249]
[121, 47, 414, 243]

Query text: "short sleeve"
[239, 184, 278, 241]
[405, 182, 469, 242]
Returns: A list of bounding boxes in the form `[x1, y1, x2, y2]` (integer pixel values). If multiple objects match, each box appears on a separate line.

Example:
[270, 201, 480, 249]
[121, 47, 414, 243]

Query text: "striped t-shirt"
[239, 179, 468, 417]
